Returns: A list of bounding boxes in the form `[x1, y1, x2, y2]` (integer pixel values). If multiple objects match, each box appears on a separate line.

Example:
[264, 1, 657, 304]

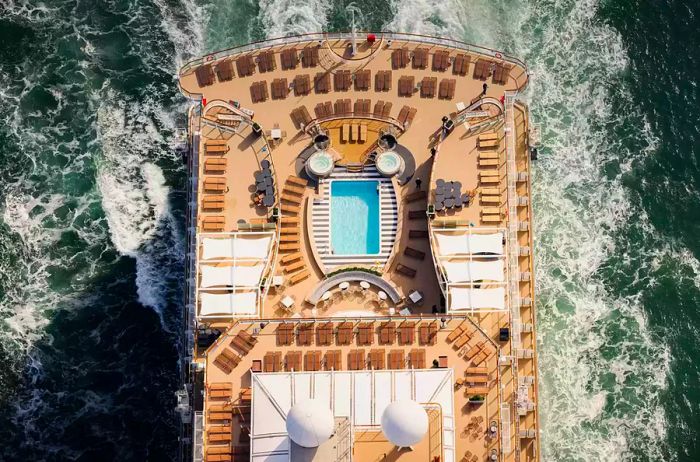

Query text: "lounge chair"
[396, 263, 417, 278]
[280, 228, 299, 235]
[359, 124, 367, 143]
[287, 176, 308, 187]
[478, 132, 498, 141]
[284, 260, 305, 273]
[283, 184, 305, 195]
[281, 252, 302, 264]
[405, 190, 427, 203]
[403, 247, 426, 260]
[281, 193, 302, 204]
[279, 234, 299, 243]
[289, 269, 310, 285]
[281, 203, 300, 214]
[408, 209, 425, 220]
[408, 230, 428, 239]
[479, 159, 499, 167]
[481, 214, 502, 223]
[480, 176, 500, 185]
[479, 151, 499, 160]
[279, 242, 300, 251]
[482, 207, 501, 215]
[480, 195, 501, 204]
[478, 139, 499, 149]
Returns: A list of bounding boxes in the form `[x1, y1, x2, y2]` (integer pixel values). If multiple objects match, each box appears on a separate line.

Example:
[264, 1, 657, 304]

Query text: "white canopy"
[199, 291, 258, 316]
[199, 264, 265, 288]
[381, 400, 429, 447]
[448, 287, 506, 310]
[441, 260, 504, 283]
[286, 399, 335, 448]
[201, 234, 273, 260]
[434, 230, 504, 256]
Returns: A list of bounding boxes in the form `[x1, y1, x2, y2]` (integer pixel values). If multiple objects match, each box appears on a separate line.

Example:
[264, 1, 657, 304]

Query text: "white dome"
[380, 400, 429, 447]
[286, 399, 335, 448]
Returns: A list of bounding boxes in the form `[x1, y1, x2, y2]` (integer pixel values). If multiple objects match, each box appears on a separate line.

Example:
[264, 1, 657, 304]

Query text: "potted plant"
[469, 394, 485, 404]
[252, 122, 262, 135]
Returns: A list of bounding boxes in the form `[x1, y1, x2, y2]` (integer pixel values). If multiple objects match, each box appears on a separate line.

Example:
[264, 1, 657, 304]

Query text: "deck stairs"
[311, 166, 398, 270]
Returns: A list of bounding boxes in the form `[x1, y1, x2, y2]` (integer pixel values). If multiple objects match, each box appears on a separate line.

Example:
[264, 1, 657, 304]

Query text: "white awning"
[441, 260, 504, 283]
[448, 287, 505, 310]
[200, 234, 273, 260]
[199, 264, 266, 288]
[199, 291, 258, 316]
[433, 230, 503, 256]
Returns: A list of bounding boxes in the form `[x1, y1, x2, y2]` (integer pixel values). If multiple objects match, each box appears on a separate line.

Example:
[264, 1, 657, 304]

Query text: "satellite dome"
[286, 399, 335, 448]
[380, 400, 429, 447]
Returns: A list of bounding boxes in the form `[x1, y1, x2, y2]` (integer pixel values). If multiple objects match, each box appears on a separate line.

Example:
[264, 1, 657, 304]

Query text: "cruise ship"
[176, 31, 540, 462]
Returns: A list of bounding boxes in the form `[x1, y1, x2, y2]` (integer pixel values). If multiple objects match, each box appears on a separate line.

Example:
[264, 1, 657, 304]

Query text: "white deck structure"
[250, 369, 456, 462]
[196, 232, 275, 318]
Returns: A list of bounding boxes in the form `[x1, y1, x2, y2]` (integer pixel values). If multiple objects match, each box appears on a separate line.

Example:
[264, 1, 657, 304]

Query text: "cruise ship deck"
[178, 32, 539, 462]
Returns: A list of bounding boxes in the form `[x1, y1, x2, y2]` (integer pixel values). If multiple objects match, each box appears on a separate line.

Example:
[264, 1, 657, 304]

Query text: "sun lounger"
[354, 69, 371, 91]
[472, 350, 489, 366]
[480, 195, 501, 204]
[287, 176, 308, 187]
[280, 234, 299, 243]
[405, 190, 427, 203]
[195, 63, 215, 87]
[403, 247, 426, 260]
[204, 144, 228, 154]
[280, 228, 299, 235]
[479, 159, 499, 168]
[350, 123, 358, 142]
[301, 45, 319, 67]
[396, 263, 417, 278]
[453, 53, 470, 76]
[280, 48, 298, 70]
[478, 139, 499, 149]
[391, 48, 409, 69]
[464, 343, 483, 360]
[204, 158, 227, 173]
[281, 203, 300, 215]
[236, 54, 255, 77]
[453, 332, 472, 350]
[289, 269, 310, 285]
[481, 207, 502, 215]
[478, 132, 499, 141]
[281, 252, 302, 264]
[412, 48, 428, 69]
[480, 176, 500, 185]
[446, 325, 464, 343]
[202, 216, 225, 232]
[280, 216, 299, 225]
[432, 50, 451, 72]
[408, 210, 425, 220]
[283, 184, 305, 195]
[481, 214, 503, 223]
[284, 260, 305, 273]
[279, 243, 300, 252]
[281, 193, 302, 205]
[409, 349, 426, 368]
[465, 386, 490, 396]
[408, 230, 428, 239]
[479, 151, 499, 160]
[359, 124, 367, 143]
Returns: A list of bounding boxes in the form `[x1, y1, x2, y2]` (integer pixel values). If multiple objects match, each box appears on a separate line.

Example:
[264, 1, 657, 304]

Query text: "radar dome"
[286, 399, 335, 448]
[380, 400, 428, 447]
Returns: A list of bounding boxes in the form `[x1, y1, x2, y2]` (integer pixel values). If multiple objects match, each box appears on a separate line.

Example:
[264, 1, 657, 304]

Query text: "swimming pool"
[330, 180, 380, 255]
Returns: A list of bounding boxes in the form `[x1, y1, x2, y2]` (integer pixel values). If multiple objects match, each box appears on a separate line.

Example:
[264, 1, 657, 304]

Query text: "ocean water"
[0, 0, 698, 461]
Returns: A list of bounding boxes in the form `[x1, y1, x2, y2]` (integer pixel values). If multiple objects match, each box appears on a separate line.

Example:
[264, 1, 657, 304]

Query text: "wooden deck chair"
[287, 176, 308, 187]
[403, 247, 426, 260]
[395, 263, 417, 278]
[480, 195, 501, 204]
[281, 193, 302, 204]
[281, 203, 300, 214]
[289, 269, 310, 285]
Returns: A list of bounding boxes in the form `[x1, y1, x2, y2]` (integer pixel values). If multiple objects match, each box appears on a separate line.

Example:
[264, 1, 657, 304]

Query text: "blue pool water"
[330, 180, 380, 255]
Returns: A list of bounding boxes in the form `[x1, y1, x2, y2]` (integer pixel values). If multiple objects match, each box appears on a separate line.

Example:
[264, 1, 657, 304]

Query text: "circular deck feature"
[375, 151, 404, 177]
[381, 400, 429, 447]
[306, 151, 335, 178]
[286, 399, 335, 448]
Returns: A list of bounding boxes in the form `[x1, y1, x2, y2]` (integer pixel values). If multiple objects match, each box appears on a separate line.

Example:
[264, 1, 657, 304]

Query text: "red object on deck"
[202, 97, 207, 106]
[366, 33, 376, 43]
[500, 95, 505, 104]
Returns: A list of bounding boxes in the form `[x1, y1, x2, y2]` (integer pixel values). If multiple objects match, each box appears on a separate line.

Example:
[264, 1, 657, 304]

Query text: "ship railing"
[178, 31, 527, 82]
[192, 411, 204, 462]
[503, 90, 522, 460]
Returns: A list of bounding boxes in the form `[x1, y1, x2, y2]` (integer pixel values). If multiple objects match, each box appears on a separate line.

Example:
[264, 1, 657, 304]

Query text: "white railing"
[503, 91, 521, 460]
[192, 411, 204, 462]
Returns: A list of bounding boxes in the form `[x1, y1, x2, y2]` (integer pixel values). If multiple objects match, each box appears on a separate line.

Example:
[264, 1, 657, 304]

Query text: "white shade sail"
[199, 264, 265, 288]
[448, 287, 505, 310]
[201, 235, 273, 260]
[442, 260, 504, 283]
[199, 291, 257, 316]
[380, 400, 429, 447]
[434, 230, 503, 256]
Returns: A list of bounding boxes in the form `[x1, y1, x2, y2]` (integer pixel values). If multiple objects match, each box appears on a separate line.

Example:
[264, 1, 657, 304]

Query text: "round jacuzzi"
[306, 151, 334, 177]
[375, 151, 403, 177]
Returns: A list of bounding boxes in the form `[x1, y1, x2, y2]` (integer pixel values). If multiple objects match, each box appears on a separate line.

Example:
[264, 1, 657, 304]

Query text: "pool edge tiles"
[330, 180, 381, 256]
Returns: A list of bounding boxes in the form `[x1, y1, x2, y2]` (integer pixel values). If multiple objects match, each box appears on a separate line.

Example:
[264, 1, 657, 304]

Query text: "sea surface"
[0, 0, 698, 461]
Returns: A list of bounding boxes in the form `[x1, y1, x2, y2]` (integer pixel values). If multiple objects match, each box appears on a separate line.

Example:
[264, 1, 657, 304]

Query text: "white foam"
[386, 0, 674, 459]
[258, 0, 330, 38]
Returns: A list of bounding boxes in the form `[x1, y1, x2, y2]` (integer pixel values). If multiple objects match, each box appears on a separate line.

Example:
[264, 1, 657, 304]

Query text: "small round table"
[339, 282, 350, 291]
[360, 281, 370, 290]
[260, 159, 271, 169]
[377, 291, 387, 301]
[444, 197, 455, 208]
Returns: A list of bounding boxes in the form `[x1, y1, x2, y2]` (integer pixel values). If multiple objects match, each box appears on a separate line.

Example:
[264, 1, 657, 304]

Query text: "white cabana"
[441, 260, 504, 283]
[448, 287, 506, 311]
[433, 230, 504, 256]
[197, 232, 275, 318]
[199, 291, 258, 316]
[200, 234, 273, 260]
[199, 264, 266, 288]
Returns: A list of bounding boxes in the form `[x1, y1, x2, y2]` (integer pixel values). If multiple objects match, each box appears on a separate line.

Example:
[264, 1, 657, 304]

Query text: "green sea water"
[0, 0, 698, 460]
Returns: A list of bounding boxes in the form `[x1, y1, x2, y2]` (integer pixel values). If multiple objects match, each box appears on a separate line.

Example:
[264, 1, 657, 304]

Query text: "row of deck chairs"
[195, 44, 513, 89]
[274, 320, 437, 348]
[278, 176, 310, 286]
[201, 139, 230, 231]
[260, 347, 429, 372]
[205, 382, 251, 462]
